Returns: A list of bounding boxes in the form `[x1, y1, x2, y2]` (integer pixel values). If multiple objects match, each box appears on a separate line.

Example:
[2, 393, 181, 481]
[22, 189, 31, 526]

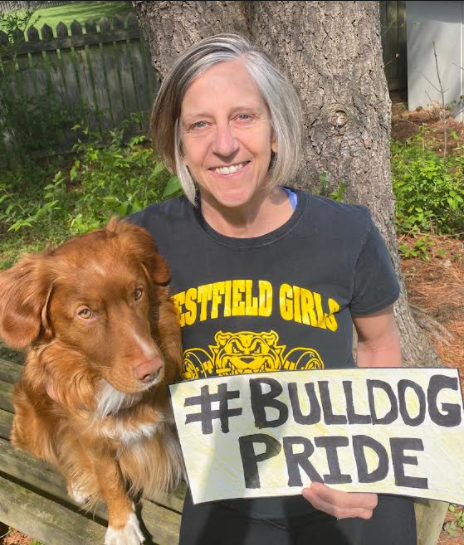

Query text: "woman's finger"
[302, 483, 378, 519]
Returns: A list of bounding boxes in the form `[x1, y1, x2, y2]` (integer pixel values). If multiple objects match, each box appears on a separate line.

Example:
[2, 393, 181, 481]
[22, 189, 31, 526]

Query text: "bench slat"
[0, 409, 13, 440]
[0, 437, 182, 544]
[148, 486, 186, 513]
[0, 474, 106, 545]
[0, 438, 67, 499]
[0, 358, 23, 383]
[0, 380, 13, 413]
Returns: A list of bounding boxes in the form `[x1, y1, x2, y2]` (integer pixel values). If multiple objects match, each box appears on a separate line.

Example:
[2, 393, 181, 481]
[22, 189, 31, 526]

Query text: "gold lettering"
[325, 298, 340, 331]
[184, 288, 197, 326]
[211, 282, 225, 319]
[300, 288, 317, 326]
[280, 284, 293, 321]
[313, 292, 327, 329]
[197, 284, 213, 321]
[232, 280, 246, 316]
[245, 279, 258, 316]
[259, 280, 273, 317]
[224, 280, 232, 317]
[293, 285, 302, 323]
[172, 292, 186, 327]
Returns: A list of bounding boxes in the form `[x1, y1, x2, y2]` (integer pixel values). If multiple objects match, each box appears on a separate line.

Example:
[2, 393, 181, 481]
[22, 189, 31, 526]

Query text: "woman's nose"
[212, 122, 239, 157]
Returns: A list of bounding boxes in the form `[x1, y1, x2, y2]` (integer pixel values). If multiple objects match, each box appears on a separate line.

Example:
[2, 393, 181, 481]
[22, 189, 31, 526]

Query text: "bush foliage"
[0, 122, 181, 268]
[391, 130, 464, 235]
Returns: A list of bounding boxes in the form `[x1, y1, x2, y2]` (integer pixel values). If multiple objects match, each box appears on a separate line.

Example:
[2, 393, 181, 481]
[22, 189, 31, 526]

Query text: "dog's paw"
[104, 513, 145, 545]
[68, 483, 91, 506]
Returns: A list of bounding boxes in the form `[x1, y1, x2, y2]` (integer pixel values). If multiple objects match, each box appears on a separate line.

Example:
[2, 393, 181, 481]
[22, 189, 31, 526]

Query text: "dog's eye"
[78, 308, 93, 319]
[134, 288, 143, 301]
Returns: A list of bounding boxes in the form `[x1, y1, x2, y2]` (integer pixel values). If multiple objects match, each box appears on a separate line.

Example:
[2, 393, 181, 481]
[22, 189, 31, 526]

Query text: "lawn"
[3, 1, 134, 33]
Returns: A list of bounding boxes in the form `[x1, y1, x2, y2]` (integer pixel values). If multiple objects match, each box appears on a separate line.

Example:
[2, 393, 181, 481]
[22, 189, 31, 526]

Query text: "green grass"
[8, 1, 134, 33]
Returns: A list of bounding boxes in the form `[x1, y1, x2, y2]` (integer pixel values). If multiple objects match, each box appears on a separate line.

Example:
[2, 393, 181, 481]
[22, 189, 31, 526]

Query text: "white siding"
[407, 1, 463, 121]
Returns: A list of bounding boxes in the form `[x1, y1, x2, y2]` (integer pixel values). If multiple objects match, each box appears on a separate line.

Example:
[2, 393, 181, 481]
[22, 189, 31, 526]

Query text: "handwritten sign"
[169, 368, 464, 505]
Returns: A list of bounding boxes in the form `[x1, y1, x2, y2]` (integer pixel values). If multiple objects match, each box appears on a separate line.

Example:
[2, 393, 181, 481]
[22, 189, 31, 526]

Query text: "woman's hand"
[302, 482, 378, 520]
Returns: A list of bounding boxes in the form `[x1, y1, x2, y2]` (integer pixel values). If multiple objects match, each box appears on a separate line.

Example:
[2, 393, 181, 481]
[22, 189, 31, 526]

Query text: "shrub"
[0, 121, 180, 267]
[391, 136, 464, 234]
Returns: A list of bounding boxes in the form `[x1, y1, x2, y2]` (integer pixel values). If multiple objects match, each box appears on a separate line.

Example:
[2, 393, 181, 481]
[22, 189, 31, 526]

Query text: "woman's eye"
[236, 113, 253, 123]
[134, 288, 143, 301]
[190, 121, 208, 130]
[78, 308, 92, 319]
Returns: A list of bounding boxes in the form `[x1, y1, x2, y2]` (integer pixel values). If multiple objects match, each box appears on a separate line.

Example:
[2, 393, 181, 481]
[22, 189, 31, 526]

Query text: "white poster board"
[170, 368, 464, 505]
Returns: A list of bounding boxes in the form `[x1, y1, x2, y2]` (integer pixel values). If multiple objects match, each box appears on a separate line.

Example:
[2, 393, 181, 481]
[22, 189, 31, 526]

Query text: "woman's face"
[180, 60, 277, 209]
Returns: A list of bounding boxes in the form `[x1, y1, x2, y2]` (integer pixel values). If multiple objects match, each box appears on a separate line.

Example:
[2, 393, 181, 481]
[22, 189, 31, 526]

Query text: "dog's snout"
[133, 357, 164, 383]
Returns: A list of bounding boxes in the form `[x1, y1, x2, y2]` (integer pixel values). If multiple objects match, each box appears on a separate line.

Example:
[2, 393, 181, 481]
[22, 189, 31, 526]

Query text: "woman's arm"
[353, 304, 402, 368]
[302, 304, 401, 519]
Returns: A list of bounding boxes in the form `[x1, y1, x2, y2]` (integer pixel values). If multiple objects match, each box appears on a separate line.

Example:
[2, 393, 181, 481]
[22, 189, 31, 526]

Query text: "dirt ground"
[1, 91, 464, 545]
[391, 89, 464, 155]
[0, 526, 32, 545]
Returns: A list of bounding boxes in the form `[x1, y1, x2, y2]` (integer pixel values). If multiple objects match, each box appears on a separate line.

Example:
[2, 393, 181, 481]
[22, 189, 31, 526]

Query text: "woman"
[131, 33, 416, 545]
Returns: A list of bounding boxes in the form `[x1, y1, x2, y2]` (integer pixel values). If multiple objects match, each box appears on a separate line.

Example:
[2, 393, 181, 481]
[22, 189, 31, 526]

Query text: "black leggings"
[179, 491, 417, 545]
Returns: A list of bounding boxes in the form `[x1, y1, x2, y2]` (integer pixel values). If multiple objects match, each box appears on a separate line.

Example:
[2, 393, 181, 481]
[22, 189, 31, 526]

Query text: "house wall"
[407, 1, 463, 121]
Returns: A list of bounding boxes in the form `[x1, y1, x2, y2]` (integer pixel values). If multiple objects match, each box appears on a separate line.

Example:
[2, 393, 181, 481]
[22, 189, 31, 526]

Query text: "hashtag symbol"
[184, 383, 242, 434]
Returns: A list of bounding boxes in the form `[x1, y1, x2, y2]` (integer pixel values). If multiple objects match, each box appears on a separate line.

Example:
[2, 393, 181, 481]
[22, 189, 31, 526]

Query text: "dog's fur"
[0, 218, 184, 545]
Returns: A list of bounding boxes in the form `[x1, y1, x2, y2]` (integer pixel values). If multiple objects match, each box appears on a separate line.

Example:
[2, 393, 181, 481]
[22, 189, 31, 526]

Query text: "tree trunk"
[132, 0, 440, 367]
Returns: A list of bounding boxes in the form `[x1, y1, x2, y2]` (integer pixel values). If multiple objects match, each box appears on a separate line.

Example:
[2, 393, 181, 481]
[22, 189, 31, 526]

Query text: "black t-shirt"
[130, 188, 400, 518]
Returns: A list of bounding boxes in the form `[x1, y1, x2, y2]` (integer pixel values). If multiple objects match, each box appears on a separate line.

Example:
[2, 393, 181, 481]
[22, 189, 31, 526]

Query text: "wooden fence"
[380, 0, 407, 91]
[0, 4, 406, 160]
[0, 13, 160, 158]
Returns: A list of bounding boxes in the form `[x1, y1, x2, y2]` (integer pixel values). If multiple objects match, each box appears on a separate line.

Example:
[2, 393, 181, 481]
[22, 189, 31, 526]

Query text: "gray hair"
[151, 33, 303, 204]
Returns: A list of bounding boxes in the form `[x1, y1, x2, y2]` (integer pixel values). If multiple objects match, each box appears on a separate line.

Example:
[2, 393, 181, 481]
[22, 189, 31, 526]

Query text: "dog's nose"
[133, 357, 163, 383]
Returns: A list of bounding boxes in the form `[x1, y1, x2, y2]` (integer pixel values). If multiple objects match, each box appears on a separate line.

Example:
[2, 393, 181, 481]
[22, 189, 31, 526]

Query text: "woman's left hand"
[302, 482, 378, 520]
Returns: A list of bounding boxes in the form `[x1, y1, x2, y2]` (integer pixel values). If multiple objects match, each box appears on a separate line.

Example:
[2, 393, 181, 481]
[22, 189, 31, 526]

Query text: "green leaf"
[118, 201, 131, 216]
[444, 521, 459, 537]
[162, 176, 182, 199]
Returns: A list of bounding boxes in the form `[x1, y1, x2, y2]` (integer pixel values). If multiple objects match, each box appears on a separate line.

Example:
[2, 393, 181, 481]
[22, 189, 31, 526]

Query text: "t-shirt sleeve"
[349, 213, 400, 316]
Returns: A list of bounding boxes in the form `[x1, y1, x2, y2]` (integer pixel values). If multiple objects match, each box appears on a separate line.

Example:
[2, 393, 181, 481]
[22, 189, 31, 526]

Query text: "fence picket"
[84, 18, 111, 134]
[99, 17, 126, 129]
[12, 29, 32, 146]
[55, 22, 80, 115]
[70, 20, 99, 133]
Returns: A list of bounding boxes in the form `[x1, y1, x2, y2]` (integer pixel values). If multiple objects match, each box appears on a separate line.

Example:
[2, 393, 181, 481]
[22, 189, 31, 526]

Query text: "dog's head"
[0, 218, 181, 405]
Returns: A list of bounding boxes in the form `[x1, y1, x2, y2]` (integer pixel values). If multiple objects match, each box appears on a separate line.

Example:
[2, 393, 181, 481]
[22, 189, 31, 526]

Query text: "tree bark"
[132, 0, 441, 367]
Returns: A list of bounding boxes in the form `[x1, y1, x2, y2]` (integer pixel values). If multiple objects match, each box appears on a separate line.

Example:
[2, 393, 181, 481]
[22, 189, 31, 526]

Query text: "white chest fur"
[99, 419, 160, 445]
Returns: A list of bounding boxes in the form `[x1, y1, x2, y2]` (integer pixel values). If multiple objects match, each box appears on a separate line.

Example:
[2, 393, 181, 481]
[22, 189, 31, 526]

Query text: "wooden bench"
[0, 355, 448, 545]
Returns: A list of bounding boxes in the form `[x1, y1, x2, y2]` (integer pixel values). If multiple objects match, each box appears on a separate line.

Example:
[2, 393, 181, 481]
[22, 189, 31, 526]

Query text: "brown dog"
[0, 218, 184, 545]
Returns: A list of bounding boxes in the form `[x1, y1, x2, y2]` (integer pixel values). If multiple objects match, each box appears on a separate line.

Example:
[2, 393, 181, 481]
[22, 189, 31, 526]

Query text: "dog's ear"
[145, 249, 171, 285]
[0, 252, 54, 349]
[111, 219, 171, 285]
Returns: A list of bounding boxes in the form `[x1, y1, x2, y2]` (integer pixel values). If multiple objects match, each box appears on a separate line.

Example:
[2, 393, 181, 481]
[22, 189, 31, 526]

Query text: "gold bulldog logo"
[182, 330, 324, 380]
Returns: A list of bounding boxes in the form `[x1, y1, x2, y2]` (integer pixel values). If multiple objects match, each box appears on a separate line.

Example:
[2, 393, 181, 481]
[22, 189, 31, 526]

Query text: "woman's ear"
[271, 132, 278, 154]
[0, 253, 54, 349]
